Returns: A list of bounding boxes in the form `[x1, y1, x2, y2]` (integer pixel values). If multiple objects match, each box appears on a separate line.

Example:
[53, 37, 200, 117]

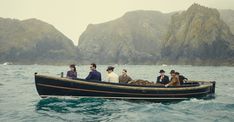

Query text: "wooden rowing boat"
[34, 73, 215, 101]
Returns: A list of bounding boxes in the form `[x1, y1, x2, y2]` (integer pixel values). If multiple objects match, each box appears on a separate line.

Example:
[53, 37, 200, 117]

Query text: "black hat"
[106, 66, 114, 71]
[159, 70, 165, 73]
[170, 70, 175, 74]
[175, 72, 180, 75]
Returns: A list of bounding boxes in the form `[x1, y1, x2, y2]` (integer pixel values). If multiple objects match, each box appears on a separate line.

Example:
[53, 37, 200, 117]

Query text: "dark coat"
[66, 70, 77, 79]
[157, 75, 170, 84]
[179, 75, 188, 84]
[85, 70, 102, 81]
[119, 75, 132, 84]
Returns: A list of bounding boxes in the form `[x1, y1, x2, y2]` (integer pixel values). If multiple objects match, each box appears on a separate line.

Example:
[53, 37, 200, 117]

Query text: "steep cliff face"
[161, 4, 234, 65]
[219, 9, 234, 34]
[2, 4, 233, 65]
[78, 10, 172, 64]
[0, 18, 76, 64]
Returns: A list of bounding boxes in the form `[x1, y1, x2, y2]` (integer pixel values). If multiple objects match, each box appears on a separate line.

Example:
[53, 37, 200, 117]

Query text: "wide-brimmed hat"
[159, 70, 165, 73]
[170, 70, 175, 74]
[106, 66, 114, 71]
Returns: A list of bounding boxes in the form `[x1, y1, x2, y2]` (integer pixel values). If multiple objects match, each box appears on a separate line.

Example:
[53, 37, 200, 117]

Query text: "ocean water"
[0, 65, 234, 122]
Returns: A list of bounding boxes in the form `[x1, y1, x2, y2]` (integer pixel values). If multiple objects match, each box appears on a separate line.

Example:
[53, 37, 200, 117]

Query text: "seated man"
[106, 66, 119, 83]
[119, 69, 132, 84]
[169, 70, 175, 80]
[165, 71, 180, 87]
[175, 72, 188, 85]
[85, 63, 102, 81]
[156, 70, 170, 84]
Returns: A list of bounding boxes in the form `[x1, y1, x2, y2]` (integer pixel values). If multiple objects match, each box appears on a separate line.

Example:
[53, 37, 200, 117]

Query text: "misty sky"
[1, 0, 234, 45]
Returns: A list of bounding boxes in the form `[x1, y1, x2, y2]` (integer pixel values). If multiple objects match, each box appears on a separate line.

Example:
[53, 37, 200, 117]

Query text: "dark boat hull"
[35, 74, 215, 101]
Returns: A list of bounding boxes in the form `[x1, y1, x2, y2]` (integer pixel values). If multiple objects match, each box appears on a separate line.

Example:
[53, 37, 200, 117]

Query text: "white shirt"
[107, 72, 119, 83]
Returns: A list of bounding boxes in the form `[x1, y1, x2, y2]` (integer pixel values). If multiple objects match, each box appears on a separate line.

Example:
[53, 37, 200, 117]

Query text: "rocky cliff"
[1, 4, 234, 65]
[0, 18, 76, 64]
[219, 9, 234, 34]
[78, 5, 234, 65]
[78, 11, 172, 64]
[161, 4, 234, 65]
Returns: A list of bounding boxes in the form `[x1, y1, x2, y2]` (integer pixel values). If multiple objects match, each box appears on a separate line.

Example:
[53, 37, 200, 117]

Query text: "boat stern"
[210, 81, 216, 94]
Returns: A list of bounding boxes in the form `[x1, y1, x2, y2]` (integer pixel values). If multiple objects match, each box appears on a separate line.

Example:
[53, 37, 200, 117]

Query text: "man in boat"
[165, 71, 180, 87]
[119, 69, 132, 84]
[175, 72, 188, 85]
[66, 64, 77, 79]
[106, 66, 119, 83]
[170, 70, 175, 75]
[85, 63, 102, 81]
[156, 70, 170, 84]
[169, 69, 175, 80]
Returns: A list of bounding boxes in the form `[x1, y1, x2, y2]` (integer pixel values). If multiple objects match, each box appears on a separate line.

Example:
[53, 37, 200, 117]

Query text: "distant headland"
[0, 4, 234, 66]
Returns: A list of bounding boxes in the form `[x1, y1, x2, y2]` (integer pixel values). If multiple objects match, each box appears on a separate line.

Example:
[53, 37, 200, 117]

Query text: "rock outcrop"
[161, 4, 234, 65]
[0, 18, 76, 64]
[219, 9, 234, 34]
[78, 10, 172, 64]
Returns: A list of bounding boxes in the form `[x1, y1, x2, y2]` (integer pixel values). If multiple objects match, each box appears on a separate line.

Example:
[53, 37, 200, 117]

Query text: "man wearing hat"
[106, 66, 119, 83]
[156, 70, 170, 84]
[165, 71, 180, 87]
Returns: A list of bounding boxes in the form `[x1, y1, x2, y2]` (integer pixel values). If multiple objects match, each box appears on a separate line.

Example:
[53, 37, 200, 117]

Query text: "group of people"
[66, 63, 132, 84]
[156, 69, 188, 87]
[66, 63, 188, 87]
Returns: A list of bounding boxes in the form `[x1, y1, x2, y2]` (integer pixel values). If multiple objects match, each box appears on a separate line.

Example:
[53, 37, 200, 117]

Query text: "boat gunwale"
[35, 74, 213, 91]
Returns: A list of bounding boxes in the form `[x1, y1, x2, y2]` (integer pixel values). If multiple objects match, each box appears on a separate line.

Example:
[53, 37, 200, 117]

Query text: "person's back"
[86, 70, 102, 81]
[66, 64, 77, 79]
[106, 66, 119, 83]
[85, 63, 102, 81]
[107, 72, 119, 83]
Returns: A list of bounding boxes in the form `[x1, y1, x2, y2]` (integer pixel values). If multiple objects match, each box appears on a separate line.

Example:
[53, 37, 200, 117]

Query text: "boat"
[34, 73, 216, 101]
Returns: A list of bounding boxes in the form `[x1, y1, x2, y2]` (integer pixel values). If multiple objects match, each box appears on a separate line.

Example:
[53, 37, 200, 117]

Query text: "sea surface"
[0, 65, 234, 122]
